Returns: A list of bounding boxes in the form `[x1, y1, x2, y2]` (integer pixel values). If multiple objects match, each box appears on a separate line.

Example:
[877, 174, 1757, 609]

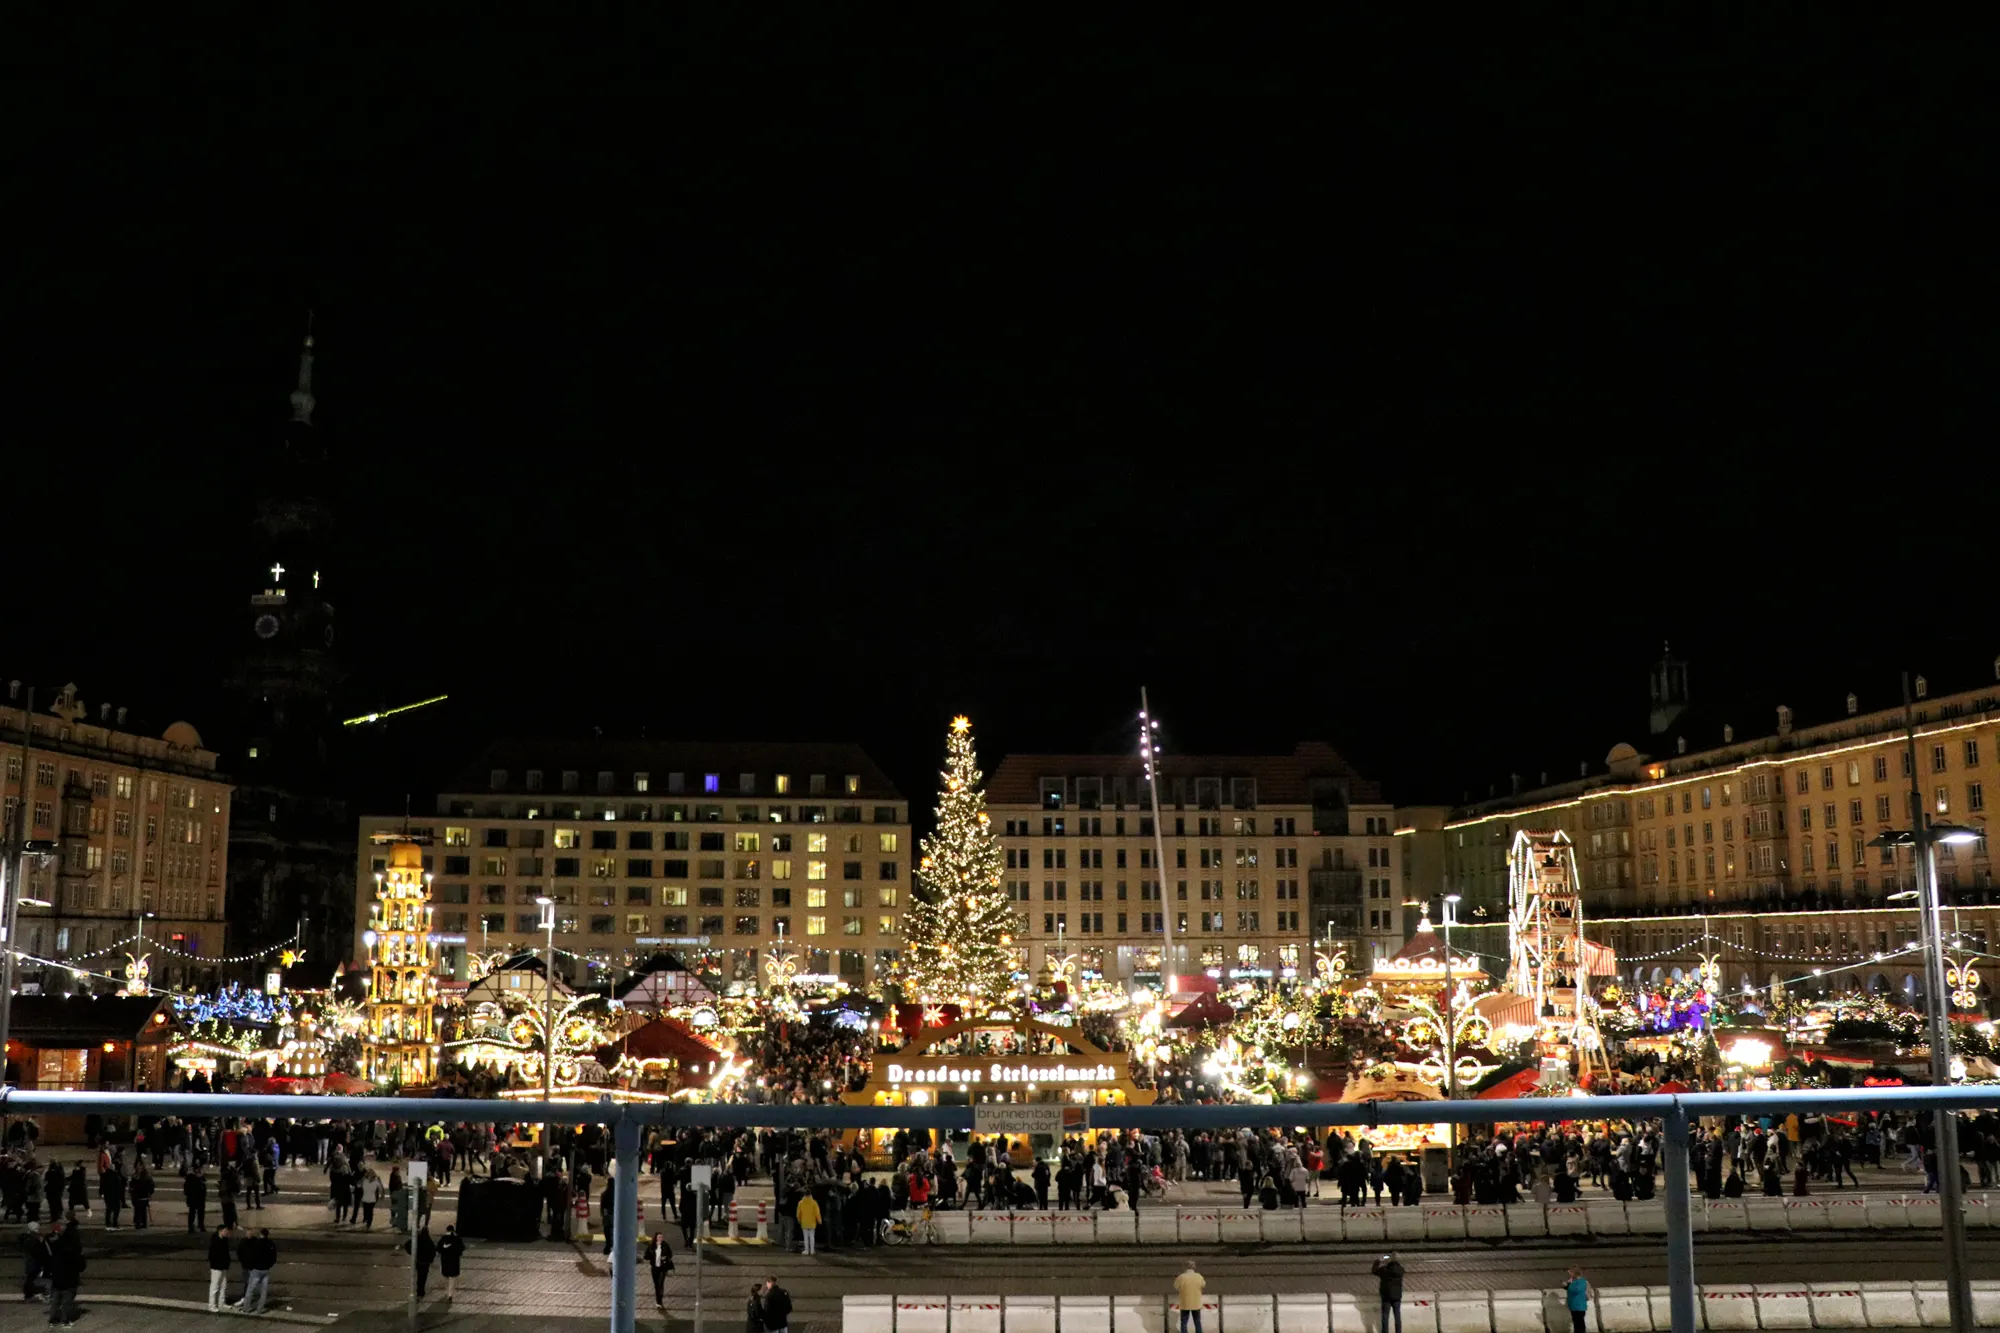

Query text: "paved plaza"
[0, 1159, 1991, 1331]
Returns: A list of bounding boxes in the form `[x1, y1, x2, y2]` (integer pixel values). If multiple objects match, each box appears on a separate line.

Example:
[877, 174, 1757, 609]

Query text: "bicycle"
[883, 1206, 939, 1245]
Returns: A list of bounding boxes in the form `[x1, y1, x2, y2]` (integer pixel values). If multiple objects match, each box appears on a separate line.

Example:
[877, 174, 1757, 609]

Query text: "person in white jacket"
[359, 1169, 383, 1229]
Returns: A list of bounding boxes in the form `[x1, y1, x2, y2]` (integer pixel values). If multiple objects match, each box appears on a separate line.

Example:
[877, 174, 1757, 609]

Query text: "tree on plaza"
[901, 715, 1015, 1007]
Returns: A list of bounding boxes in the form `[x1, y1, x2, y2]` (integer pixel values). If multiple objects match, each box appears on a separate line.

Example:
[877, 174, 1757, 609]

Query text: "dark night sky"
[11, 15, 1990, 818]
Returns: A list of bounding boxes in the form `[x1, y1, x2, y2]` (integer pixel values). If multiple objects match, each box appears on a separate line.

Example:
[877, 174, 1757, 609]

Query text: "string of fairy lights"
[58, 927, 304, 965]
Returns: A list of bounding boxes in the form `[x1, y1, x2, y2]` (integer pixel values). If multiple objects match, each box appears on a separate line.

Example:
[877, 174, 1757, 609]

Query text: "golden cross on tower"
[270, 561, 286, 583]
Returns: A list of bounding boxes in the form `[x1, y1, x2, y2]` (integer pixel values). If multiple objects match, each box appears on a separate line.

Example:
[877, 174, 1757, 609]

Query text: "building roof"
[442, 739, 903, 801]
[5, 995, 171, 1043]
[988, 742, 1383, 806]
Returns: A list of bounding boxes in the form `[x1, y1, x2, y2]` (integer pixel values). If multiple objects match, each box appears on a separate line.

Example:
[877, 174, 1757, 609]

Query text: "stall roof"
[6, 995, 171, 1043]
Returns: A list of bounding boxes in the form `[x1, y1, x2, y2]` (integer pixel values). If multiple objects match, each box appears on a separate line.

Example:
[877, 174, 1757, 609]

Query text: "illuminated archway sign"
[842, 1014, 1155, 1163]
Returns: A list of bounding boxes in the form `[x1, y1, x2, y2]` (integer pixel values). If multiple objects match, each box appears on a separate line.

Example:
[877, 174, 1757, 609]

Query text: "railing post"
[612, 1113, 640, 1333]
[1662, 1099, 1696, 1333]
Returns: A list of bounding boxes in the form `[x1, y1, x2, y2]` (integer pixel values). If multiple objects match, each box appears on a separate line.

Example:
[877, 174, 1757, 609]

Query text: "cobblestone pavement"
[0, 1215, 1989, 1333]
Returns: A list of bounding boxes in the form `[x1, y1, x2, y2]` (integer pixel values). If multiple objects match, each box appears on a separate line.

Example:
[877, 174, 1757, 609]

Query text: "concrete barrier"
[933, 1209, 973, 1244]
[1397, 1294, 1441, 1333]
[1136, 1207, 1178, 1245]
[1823, 1196, 1871, 1230]
[1545, 1204, 1589, 1236]
[1742, 1197, 1790, 1232]
[1584, 1200, 1630, 1237]
[1300, 1207, 1344, 1242]
[1171, 1297, 1221, 1333]
[1489, 1290, 1543, 1333]
[1699, 1284, 1760, 1330]
[1061, 1296, 1111, 1333]
[1465, 1205, 1509, 1239]
[845, 1294, 895, 1333]
[1010, 1212, 1056, 1245]
[1753, 1285, 1815, 1330]
[1435, 1293, 1490, 1333]
[1099, 1208, 1139, 1244]
[1277, 1293, 1331, 1333]
[1904, 1195, 1944, 1229]
[1168, 1208, 1216, 1240]
[1969, 1280, 2000, 1327]
[1625, 1201, 1667, 1235]
[1261, 1210, 1304, 1243]
[1858, 1282, 1918, 1329]
[1646, 1288, 1681, 1332]
[1539, 1291, 1569, 1333]
[1009, 1295, 1058, 1333]
[1808, 1285, 1865, 1328]
[950, 1297, 1003, 1333]
[1422, 1205, 1468, 1241]
[1592, 1287, 1651, 1333]
[1328, 1294, 1368, 1333]
[1343, 1207, 1389, 1242]
[898, 1297, 952, 1333]
[970, 1211, 1014, 1244]
[1913, 1281, 1952, 1329]
[1781, 1199, 1829, 1231]
[1386, 1208, 1427, 1242]
[1114, 1296, 1166, 1333]
[1220, 1210, 1264, 1244]
[1225, 1293, 1278, 1333]
[1702, 1199, 1747, 1232]
[1864, 1196, 1912, 1229]
[1964, 1194, 1994, 1229]
[1051, 1211, 1098, 1246]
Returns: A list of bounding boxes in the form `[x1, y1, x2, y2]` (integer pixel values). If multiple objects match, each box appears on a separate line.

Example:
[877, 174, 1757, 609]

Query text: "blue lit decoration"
[172, 982, 293, 1028]
[829, 1008, 871, 1032]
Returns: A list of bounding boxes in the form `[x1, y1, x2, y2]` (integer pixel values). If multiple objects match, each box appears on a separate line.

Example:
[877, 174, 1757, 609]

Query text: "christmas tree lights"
[900, 715, 1015, 1008]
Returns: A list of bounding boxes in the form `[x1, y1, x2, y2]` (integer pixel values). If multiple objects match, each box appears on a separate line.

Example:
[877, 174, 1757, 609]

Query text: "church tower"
[224, 318, 352, 967]
[1648, 643, 1690, 737]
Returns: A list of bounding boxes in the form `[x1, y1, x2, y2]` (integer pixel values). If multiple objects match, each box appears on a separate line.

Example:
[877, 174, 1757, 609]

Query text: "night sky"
[14, 16, 1989, 820]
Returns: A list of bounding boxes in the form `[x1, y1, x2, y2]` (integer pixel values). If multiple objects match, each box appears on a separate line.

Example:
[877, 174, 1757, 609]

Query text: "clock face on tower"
[254, 613, 281, 640]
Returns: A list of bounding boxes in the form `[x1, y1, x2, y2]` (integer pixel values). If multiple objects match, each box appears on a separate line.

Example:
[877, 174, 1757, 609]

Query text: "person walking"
[19, 1222, 48, 1303]
[762, 1277, 793, 1333]
[41, 1164, 64, 1223]
[795, 1190, 822, 1255]
[206, 1226, 234, 1312]
[436, 1225, 465, 1300]
[102, 1162, 127, 1230]
[646, 1229, 675, 1307]
[131, 1164, 154, 1229]
[238, 1229, 275, 1314]
[401, 1224, 437, 1299]
[359, 1168, 381, 1229]
[1371, 1251, 1406, 1333]
[65, 1164, 89, 1218]
[1173, 1260, 1207, 1333]
[44, 1221, 80, 1329]
[1564, 1266, 1590, 1333]
[184, 1170, 208, 1234]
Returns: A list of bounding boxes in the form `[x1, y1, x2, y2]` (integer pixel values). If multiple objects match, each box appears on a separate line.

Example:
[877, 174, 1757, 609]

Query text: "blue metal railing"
[5, 1086, 1996, 1333]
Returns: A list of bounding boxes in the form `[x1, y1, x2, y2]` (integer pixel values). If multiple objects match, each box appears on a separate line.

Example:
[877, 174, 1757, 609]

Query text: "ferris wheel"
[1507, 829, 1609, 1077]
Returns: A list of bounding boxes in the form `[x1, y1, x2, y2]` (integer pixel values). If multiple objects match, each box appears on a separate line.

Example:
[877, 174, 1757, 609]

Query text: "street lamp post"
[536, 895, 557, 1178]
[0, 842, 58, 1084]
[1862, 672, 1981, 1333]
[1441, 894, 1462, 1174]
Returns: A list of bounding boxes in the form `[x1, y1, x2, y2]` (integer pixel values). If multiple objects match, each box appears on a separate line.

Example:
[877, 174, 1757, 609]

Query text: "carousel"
[842, 1011, 1155, 1163]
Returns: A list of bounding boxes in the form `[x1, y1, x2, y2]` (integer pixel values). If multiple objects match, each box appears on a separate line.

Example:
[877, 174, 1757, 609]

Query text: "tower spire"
[289, 310, 317, 425]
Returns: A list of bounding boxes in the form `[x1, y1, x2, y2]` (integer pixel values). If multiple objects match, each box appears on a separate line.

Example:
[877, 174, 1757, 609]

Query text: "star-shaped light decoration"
[280, 948, 305, 969]
[951, 715, 972, 732]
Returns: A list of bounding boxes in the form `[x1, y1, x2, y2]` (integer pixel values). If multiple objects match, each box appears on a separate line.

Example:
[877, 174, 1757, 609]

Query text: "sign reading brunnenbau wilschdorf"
[884, 1061, 1119, 1086]
[973, 1105, 1068, 1136]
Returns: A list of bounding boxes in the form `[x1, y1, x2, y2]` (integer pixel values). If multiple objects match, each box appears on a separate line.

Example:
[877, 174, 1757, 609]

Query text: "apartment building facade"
[986, 743, 1401, 986]
[355, 741, 911, 988]
[1422, 665, 1998, 1002]
[2, 680, 231, 991]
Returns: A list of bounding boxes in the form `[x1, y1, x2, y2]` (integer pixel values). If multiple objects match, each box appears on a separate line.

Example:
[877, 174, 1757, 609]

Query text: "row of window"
[1037, 910, 1304, 935]
[1001, 815, 1370, 839]
[489, 768, 873, 799]
[455, 911, 896, 938]
[443, 826, 902, 854]
[1003, 878, 1305, 902]
[439, 882, 902, 910]
[435, 852, 901, 883]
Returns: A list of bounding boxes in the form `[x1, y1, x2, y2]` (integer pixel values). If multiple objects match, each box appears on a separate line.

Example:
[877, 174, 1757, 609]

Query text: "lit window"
[807, 888, 828, 908]
[735, 832, 761, 853]
[771, 859, 792, 879]
[634, 773, 650, 792]
[879, 832, 899, 853]
[843, 916, 863, 935]
[704, 774, 721, 793]
[806, 915, 827, 936]
[807, 860, 828, 881]
[845, 775, 860, 794]
[775, 775, 791, 794]
[879, 915, 899, 935]
[807, 832, 828, 853]
[878, 887, 899, 907]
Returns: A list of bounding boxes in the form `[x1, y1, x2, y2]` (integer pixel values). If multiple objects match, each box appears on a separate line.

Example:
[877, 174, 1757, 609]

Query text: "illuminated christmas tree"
[901, 716, 1014, 1007]
[362, 837, 439, 1084]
